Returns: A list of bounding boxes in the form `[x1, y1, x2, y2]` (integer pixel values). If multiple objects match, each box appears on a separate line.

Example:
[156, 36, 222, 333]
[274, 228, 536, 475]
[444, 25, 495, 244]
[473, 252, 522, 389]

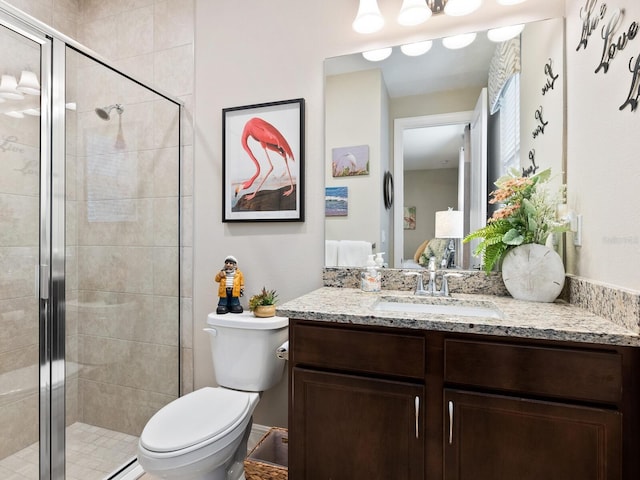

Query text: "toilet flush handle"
[203, 327, 217, 337]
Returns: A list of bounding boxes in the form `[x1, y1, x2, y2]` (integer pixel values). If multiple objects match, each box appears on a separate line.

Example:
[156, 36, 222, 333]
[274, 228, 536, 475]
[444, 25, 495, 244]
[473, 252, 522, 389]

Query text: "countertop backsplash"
[322, 268, 640, 334]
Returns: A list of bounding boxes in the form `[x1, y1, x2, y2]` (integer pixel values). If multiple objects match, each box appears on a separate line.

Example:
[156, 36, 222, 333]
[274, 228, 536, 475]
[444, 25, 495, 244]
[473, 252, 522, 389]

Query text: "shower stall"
[0, 4, 182, 480]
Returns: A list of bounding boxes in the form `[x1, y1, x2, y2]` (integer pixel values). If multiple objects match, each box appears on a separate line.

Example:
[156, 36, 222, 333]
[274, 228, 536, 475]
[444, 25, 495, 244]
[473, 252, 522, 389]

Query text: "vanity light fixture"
[487, 23, 524, 42]
[352, 0, 385, 34]
[354, 0, 485, 34]
[400, 39, 434, 56]
[442, 32, 477, 49]
[362, 47, 393, 61]
[397, 0, 432, 26]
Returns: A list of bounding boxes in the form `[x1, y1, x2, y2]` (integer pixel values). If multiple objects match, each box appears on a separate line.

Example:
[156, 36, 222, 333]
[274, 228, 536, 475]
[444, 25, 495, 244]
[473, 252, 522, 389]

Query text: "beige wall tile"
[79, 335, 178, 395]
[0, 247, 38, 300]
[116, 6, 154, 59]
[0, 298, 38, 355]
[153, 44, 193, 97]
[78, 246, 154, 294]
[0, 194, 38, 247]
[154, 0, 193, 51]
[153, 246, 179, 296]
[0, 394, 38, 458]
[80, 379, 175, 436]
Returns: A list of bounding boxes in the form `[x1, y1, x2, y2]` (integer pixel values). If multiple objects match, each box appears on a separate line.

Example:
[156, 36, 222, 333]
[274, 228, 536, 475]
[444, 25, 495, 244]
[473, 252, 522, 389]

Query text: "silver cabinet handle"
[415, 396, 420, 439]
[448, 400, 454, 444]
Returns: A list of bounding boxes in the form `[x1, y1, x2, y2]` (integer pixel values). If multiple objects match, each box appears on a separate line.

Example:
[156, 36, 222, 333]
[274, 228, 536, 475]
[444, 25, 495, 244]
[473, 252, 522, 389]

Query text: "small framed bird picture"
[222, 98, 305, 222]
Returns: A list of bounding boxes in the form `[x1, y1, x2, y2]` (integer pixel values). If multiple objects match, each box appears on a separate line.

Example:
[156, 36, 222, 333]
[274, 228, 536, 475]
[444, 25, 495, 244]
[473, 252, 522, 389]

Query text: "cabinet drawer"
[444, 339, 623, 404]
[292, 323, 425, 379]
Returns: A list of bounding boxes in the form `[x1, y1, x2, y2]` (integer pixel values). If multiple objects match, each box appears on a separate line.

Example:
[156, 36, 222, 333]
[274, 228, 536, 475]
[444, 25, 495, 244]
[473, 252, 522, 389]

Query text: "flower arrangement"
[463, 168, 566, 273]
[248, 286, 278, 312]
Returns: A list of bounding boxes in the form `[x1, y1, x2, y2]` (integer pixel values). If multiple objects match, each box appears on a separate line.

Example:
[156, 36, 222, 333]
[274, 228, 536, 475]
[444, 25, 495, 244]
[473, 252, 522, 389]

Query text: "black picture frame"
[222, 98, 305, 222]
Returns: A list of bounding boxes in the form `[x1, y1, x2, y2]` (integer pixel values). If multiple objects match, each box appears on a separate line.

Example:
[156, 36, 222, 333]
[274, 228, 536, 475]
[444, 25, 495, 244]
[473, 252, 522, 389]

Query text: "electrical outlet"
[573, 214, 582, 246]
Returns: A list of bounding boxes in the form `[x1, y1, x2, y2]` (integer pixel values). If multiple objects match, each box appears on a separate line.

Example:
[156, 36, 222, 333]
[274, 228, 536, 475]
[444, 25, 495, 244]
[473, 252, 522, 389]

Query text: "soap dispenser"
[361, 254, 381, 292]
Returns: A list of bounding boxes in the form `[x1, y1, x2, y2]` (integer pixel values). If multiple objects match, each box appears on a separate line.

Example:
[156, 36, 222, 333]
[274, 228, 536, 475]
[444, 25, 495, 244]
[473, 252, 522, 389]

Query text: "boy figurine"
[215, 255, 245, 314]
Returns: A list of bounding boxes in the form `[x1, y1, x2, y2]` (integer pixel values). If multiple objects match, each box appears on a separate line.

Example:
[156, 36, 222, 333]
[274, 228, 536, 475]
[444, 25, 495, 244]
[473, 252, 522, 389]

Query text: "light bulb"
[362, 47, 393, 62]
[400, 40, 433, 56]
[397, 0, 432, 26]
[444, 0, 482, 16]
[352, 0, 384, 34]
[487, 24, 525, 42]
[442, 32, 477, 49]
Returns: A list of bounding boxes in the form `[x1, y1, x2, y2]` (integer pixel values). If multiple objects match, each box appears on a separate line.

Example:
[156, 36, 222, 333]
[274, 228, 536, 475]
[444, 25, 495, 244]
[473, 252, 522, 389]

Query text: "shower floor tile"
[0, 422, 139, 480]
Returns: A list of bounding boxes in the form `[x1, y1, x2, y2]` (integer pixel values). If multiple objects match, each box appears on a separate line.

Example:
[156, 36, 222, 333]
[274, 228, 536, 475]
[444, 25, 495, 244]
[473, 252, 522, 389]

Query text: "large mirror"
[324, 17, 565, 270]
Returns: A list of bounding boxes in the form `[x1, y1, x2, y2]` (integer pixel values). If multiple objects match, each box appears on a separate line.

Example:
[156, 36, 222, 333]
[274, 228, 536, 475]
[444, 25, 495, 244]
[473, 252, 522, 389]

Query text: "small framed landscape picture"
[325, 186, 348, 217]
[331, 145, 369, 177]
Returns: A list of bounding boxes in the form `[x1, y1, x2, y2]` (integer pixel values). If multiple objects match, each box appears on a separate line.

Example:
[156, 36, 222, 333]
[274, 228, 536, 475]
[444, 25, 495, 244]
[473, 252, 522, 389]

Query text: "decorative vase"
[253, 305, 276, 318]
[501, 244, 565, 303]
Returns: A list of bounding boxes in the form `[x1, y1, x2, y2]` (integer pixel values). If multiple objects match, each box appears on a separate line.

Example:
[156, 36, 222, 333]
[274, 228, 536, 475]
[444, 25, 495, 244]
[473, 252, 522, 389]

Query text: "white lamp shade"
[444, 0, 482, 16]
[17, 70, 40, 95]
[435, 210, 464, 238]
[0, 75, 24, 100]
[487, 24, 524, 42]
[397, 0, 432, 26]
[442, 32, 477, 49]
[362, 47, 393, 62]
[400, 40, 433, 56]
[352, 0, 384, 34]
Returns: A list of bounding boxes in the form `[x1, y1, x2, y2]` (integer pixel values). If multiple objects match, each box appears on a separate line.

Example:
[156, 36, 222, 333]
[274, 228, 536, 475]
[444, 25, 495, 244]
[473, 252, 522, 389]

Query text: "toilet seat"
[140, 387, 255, 454]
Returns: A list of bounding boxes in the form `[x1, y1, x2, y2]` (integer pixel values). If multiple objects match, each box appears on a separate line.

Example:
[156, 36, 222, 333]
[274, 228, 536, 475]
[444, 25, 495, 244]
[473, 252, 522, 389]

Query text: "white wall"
[564, 0, 640, 289]
[325, 69, 384, 250]
[194, 0, 566, 427]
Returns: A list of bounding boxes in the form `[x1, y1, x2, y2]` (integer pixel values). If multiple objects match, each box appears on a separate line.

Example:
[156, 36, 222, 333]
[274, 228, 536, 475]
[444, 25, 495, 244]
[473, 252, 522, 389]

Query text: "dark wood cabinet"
[289, 319, 640, 480]
[291, 368, 425, 480]
[444, 389, 622, 480]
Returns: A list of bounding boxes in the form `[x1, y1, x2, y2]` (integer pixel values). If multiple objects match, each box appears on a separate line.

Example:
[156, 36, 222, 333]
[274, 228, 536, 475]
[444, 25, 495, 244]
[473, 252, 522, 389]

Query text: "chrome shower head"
[95, 104, 124, 120]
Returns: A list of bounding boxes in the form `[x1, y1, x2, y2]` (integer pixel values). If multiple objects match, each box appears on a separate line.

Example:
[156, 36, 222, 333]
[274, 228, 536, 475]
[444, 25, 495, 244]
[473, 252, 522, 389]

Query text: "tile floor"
[0, 423, 268, 480]
[0, 422, 139, 480]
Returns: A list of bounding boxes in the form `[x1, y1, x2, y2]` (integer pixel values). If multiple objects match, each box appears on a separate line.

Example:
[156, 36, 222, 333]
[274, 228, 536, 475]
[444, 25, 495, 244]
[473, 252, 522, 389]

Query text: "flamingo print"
[240, 117, 296, 201]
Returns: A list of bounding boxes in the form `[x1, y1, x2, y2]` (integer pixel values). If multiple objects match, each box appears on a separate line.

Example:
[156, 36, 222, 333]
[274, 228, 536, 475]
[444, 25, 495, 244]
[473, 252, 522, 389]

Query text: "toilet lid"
[140, 387, 254, 453]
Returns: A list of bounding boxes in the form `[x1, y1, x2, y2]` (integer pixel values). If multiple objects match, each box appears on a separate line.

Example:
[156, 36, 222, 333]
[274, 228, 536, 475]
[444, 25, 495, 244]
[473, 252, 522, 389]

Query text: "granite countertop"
[277, 287, 640, 347]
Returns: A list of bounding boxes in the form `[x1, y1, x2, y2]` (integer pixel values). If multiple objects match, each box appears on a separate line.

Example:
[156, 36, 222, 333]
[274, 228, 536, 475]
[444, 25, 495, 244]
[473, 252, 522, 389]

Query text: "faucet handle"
[404, 271, 428, 295]
[440, 272, 463, 296]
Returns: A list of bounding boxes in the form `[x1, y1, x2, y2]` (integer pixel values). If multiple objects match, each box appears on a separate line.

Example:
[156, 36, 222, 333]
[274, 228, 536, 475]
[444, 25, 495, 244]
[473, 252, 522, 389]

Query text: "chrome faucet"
[404, 271, 429, 295]
[405, 258, 464, 297]
[427, 256, 437, 295]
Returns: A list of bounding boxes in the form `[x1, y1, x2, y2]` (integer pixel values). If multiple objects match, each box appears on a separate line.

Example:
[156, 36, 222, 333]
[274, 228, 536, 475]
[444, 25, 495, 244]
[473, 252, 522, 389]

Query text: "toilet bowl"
[138, 387, 259, 480]
[137, 312, 288, 480]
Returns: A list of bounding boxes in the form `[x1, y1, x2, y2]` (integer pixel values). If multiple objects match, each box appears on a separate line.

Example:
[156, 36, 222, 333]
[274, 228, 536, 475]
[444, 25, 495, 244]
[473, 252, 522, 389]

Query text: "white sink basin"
[373, 297, 503, 319]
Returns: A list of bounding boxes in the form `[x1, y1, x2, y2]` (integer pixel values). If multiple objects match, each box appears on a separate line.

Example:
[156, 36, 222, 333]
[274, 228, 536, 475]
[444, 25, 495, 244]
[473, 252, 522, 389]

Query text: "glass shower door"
[64, 46, 181, 479]
[0, 21, 44, 480]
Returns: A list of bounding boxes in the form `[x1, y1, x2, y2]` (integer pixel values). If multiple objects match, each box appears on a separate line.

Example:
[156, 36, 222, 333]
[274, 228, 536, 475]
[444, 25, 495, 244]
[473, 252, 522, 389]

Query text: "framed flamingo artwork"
[222, 98, 305, 222]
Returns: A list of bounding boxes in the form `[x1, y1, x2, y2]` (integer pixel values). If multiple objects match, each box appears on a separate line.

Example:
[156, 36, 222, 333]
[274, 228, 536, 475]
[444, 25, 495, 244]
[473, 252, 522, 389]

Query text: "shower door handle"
[39, 264, 50, 300]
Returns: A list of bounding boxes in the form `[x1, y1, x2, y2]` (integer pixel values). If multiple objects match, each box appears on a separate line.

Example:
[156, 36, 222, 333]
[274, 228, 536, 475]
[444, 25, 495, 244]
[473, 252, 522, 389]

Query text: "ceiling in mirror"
[325, 31, 497, 98]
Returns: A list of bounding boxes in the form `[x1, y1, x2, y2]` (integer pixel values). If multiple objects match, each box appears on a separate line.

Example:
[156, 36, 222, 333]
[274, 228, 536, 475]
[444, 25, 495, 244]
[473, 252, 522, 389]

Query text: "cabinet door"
[291, 368, 425, 480]
[444, 389, 622, 480]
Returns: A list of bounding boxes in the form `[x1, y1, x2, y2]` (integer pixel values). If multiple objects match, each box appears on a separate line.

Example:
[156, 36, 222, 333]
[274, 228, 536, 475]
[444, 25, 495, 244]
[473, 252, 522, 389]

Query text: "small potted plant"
[248, 286, 278, 318]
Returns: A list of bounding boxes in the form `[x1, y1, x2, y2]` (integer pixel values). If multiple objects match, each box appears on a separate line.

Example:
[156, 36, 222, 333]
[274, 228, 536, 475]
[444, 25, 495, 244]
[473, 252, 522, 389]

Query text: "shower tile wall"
[2, 0, 195, 445]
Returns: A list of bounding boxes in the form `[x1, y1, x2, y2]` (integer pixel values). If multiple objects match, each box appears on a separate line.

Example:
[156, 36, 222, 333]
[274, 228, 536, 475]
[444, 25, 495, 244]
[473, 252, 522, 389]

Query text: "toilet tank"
[205, 312, 288, 391]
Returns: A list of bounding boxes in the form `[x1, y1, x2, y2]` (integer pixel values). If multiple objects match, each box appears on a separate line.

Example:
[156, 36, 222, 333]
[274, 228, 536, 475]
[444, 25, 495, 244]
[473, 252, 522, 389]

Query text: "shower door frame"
[0, 2, 184, 479]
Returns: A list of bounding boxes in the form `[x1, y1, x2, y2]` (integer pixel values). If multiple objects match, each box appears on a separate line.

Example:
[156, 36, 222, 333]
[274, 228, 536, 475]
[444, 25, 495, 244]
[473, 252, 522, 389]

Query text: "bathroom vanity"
[278, 288, 640, 480]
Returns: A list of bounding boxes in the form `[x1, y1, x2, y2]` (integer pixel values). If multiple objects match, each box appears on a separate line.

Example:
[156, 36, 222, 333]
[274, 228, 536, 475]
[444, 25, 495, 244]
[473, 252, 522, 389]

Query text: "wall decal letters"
[542, 58, 560, 95]
[619, 54, 640, 111]
[532, 106, 549, 139]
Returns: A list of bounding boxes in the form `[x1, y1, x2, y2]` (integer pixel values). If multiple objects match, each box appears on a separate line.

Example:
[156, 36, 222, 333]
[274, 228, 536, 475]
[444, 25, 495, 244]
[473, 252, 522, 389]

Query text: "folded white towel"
[337, 240, 372, 267]
[325, 240, 339, 266]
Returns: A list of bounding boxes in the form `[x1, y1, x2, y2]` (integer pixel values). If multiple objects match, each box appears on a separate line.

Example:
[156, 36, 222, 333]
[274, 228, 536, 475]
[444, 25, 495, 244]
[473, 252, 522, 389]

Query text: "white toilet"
[137, 312, 289, 480]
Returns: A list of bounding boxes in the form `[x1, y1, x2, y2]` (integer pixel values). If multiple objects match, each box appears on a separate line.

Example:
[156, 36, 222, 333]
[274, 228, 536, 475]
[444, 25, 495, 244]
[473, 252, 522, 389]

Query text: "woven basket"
[244, 427, 288, 480]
